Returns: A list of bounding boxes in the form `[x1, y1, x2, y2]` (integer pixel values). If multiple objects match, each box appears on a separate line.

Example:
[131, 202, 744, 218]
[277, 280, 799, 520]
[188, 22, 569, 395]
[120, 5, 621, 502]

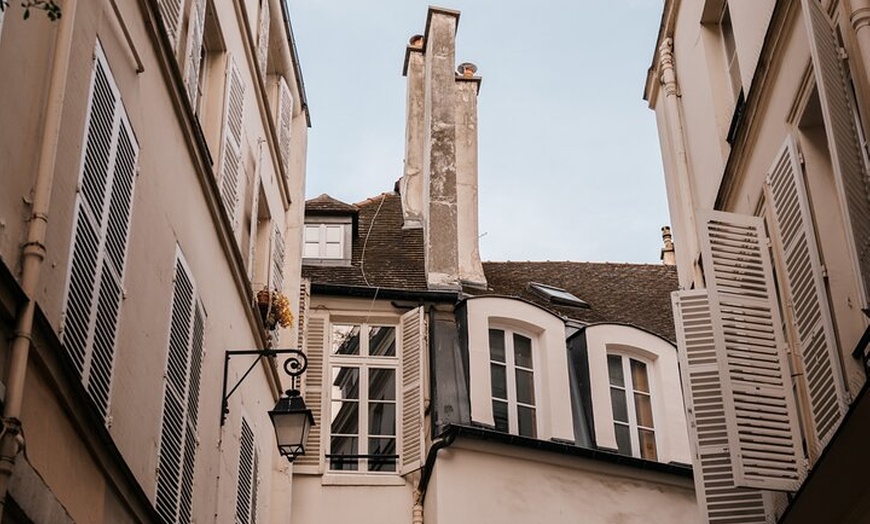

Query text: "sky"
[286, 1, 670, 264]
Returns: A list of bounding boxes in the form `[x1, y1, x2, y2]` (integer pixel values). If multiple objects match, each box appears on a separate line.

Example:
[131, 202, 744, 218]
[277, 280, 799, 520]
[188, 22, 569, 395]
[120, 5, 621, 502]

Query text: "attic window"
[303, 218, 352, 265]
[529, 282, 589, 308]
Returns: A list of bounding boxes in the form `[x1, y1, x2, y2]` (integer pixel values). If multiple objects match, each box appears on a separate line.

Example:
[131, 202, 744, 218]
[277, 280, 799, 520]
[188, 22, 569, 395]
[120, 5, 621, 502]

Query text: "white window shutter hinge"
[106, 415, 113, 428]
[820, 264, 828, 278]
[798, 150, 805, 166]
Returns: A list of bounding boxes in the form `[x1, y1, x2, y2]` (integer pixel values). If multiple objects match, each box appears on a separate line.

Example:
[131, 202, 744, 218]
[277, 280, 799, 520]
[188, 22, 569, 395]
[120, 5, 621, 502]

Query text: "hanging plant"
[256, 288, 294, 331]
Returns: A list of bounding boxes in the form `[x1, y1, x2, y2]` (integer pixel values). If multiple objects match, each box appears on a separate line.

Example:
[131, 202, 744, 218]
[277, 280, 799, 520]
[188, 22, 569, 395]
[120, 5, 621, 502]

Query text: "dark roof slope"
[305, 193, 359, 215]
[472, 261, 679, 342]
[302, 192, 427, 290]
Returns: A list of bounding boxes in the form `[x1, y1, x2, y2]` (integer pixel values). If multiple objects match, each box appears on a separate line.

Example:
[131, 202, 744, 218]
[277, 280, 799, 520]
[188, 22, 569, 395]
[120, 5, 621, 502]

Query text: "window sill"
[321, 473, 406, 487]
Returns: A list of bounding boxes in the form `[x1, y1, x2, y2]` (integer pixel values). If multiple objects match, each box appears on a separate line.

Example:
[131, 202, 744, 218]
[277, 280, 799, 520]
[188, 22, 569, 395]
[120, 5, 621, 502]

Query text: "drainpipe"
[0, 2, 78, 518]
[659, 38, 704, 289]
[412, 428, 457, 524]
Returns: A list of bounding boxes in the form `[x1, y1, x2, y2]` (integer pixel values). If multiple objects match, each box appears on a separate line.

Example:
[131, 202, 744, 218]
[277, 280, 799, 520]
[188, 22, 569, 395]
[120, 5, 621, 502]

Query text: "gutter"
[310, 282, 459, 303]
[278, 0, 311, 127]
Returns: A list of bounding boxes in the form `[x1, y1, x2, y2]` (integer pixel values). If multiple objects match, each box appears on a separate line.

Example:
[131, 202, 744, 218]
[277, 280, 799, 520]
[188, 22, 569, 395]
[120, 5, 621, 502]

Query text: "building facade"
[645, 0, 870, 522]
[291, 7, 699, 524]
[0, 0, 308, 521]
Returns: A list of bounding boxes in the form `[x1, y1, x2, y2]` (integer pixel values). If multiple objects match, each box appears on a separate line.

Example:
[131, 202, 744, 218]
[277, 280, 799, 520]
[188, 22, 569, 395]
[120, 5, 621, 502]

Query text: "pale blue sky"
[286, 1, 669, 264]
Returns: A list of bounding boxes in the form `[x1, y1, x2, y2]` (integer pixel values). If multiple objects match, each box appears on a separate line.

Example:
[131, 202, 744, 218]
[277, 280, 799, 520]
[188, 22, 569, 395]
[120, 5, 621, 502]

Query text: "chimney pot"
[457, 62, 478, 77]
[410, 34, 424, 47]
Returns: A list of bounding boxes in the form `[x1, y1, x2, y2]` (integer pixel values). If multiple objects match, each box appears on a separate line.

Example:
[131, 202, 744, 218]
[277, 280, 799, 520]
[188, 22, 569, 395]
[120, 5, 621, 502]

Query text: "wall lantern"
[221, 349, 315, 462]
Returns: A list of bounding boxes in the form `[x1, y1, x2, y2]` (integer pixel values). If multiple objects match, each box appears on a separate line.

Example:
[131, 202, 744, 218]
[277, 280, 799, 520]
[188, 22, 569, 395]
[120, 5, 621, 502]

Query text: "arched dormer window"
[607, 352, 657, 460]
[489, 327, 536, 437]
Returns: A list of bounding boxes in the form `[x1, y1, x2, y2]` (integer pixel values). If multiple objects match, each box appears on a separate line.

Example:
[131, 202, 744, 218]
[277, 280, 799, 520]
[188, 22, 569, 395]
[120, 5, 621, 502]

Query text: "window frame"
[607, 353, 658, 460]
[488, 326, 538, 438]
[326, 320, 400, 474]
[303, 219, 352, 264]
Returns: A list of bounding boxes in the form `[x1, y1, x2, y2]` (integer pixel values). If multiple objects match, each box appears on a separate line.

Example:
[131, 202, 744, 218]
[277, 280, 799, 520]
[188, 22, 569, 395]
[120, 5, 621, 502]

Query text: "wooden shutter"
[220, 56, 245, 231]
[297, 278, 311, 350]
[270, 222, 285, 292]
[765, 136, 847, 453]
[183, 0, 206, 107]
[256, 0, 270, 76]
[63, 45, 139, 421]
[158, 0, 184, 50]
[400, 306, 426, 474]
[236, 417, 256, 524]
[296, 313, 325, 470]
[698, 210, 805, 490]
[157, 253, 204, 524]
[673, 290, 771, 524]
[803, 0, 870, 304]
[277, 76, 294, 177]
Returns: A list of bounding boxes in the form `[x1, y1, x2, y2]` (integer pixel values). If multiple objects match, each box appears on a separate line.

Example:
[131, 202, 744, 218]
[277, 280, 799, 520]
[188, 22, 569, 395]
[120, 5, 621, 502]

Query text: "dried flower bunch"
[256, 288, 294, 331]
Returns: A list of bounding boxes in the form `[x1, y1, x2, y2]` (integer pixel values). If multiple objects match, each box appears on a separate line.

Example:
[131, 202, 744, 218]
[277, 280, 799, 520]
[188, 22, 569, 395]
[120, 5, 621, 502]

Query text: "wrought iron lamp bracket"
[220, 348, 308, 426]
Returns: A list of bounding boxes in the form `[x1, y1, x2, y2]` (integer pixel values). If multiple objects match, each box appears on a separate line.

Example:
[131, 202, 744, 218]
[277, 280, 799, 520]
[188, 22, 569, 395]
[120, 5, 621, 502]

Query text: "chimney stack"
[661, 226, 676, 266]
[400, 35, 426, 228]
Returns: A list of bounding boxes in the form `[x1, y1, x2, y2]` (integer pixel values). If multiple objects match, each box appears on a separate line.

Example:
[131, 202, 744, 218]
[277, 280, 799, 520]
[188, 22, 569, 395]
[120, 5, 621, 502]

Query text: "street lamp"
[221, 349, 315, 462]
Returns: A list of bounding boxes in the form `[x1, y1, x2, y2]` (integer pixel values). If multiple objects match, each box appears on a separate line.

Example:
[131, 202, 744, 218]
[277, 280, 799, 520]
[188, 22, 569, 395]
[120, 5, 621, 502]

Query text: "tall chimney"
[455, 63, 486, 287]
[400, 34, 425, 228]
[661, 226, 676, 266]
[422, 7, 461, 289]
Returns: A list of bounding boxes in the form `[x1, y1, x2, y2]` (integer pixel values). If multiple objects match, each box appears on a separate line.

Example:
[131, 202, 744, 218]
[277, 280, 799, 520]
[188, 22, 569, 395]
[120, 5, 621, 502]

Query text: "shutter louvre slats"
[157, 0, 184, 50]
[400, 307, 426, 474]
[256, 0, 270, 76]
[277, 76, 294, 177]
[236, 418, 256, 524]
[183, 0, 206, 107]
[221, 57, 245, 231]
[296, 315, 325, 470]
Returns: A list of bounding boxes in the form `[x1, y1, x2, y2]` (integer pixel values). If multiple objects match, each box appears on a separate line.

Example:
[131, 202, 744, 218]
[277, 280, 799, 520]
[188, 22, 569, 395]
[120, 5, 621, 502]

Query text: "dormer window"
[529, 282, 589, 308]
[303, 218, 352, 264]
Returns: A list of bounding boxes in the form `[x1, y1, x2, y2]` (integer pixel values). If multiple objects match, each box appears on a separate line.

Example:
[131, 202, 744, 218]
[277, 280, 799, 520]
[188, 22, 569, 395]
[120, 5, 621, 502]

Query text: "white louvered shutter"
[220, 57, 245, 231]
[256, 0, 270, 76]
[766, 136, 847, 453]
[156, 254, 205, 524]
[270, 223, 285, 292]
[399, 306, 426, 474]
[296, 313, 325, 470]
[803, 0, 870, 304]
[158, 0, 184, 50]
[62, 45, 139, 421]
[698, 210, 805, 491]
[236, 418, 257, 524]
[297, 279, 311, 350]
[183, 0, 206, 107]
[277, 76, 294, 176]
[673, 290, 771, 523]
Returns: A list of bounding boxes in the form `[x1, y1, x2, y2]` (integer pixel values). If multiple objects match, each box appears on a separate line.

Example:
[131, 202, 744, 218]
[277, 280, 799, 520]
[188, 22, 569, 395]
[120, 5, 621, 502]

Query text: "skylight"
[529, 282, 589, 308]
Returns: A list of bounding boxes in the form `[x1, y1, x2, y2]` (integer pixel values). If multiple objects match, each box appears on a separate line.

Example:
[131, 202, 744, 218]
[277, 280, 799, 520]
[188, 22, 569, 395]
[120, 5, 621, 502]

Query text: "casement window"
[235, 418, 259, 524]
[673, 210, 806, 523]
[61, 42, 139, 421]
[276, 76, 294, 177]
[256, 0, 270, 77]
[157, 0, 184, 50]
[303, 222, 350, 262]
[489, 328, 536, 438]
[718, 2, 741, 104]
[607, 354, 656, 460]
[220, 56, 245, 232]
[296, 308, 425, 476]
[156, 252, 205, 524]
[183, 0, 206, 107]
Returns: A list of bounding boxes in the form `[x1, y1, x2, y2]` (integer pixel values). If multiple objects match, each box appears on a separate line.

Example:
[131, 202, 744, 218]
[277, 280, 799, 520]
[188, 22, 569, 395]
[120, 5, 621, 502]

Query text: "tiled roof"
[470, 261, 679, 342]
[305, 193, 359, 215]
[302, 192, 428, 290]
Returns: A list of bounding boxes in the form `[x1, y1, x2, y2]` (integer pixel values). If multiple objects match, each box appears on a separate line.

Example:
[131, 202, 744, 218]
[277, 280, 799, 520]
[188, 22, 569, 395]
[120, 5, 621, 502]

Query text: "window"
[235, 417, 259, 524]
[489, 328, 536, 438]
[61, 42, 139, 421]
[304, 222, 349, 261]
[607, 354, 656, 460]
[328, 323, 398, 472]
[156, 252, 205, 524]
[719, 2, 741, 104]
[220, 55, 245, 232]
[529, 282, 588, 308]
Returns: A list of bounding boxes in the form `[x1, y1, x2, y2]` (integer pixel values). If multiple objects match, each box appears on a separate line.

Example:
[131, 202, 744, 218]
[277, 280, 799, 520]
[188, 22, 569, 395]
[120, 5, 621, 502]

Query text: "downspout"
[412, 428, 457, 524]
[0, 0, 78, 519]
[659, 37, 704, 289]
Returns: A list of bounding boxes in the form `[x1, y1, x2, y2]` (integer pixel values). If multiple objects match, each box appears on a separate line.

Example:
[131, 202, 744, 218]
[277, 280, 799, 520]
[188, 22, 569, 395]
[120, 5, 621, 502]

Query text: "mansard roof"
[471, 261, 679, 342]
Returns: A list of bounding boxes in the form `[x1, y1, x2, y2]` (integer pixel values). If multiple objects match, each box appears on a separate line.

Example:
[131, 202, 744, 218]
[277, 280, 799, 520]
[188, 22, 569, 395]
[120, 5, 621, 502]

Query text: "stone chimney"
[400, 7, 486, 290]
[661, 226, 676, 266]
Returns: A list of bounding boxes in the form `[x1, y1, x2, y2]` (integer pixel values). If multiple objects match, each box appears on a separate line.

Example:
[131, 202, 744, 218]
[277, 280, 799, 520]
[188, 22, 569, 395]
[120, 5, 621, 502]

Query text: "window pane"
[630, 359, 650, 393]
[304, 225, 320, 242]
[492, 400, 509, 432]
[324, 242, 343, 259]
[369, 326, 396, 357]
[332, 325, 360, 355]
[325, 225, 343, 242]
[517, 406, 537, 438]
[515, 369, 535, 406]
[638, 429, 658, 461]
[490, 363, 507, 400]
[332, 367, 359, 400]
[607, 354, 624, 387]
[514, 334, 532, 369]
[614, 423, 632, 456]
[368, 438, 397, 472]
[610, 387, 628, 423]
[489, 329, 505, 362]
[634, 392, 654, 428]
[303, 242, 320, 258]
[368, 402, 396, 436]
[369, 368, 396, 401]
[329, 436, 358, 471]
[330, 400, 359, 435]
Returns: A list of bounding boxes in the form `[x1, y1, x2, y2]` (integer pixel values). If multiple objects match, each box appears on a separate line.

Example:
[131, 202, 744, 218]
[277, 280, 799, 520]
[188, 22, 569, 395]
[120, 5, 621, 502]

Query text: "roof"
[469, 261, 679, 342]
[302, 192, 428, 290]
[304, 193, 359, 215]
